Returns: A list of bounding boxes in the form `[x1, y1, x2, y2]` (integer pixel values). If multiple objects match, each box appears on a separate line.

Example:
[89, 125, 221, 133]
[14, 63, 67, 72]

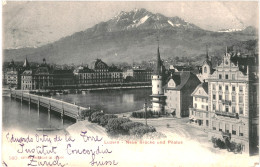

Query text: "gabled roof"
[191, 82, 208, 96]
[164, 71, 197, 90]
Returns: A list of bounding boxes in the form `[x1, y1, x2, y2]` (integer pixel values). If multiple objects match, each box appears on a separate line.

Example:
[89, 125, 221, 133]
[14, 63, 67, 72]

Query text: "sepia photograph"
[1, 1, 259, 166]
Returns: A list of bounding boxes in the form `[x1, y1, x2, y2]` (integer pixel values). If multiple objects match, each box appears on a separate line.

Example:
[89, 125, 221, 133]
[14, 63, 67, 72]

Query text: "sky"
[2, 1, 259, 49]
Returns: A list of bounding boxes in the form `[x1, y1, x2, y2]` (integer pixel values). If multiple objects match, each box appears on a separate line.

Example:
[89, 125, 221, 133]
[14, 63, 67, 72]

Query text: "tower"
[150, 42, 166, 114]
[200, 45, 212, 82]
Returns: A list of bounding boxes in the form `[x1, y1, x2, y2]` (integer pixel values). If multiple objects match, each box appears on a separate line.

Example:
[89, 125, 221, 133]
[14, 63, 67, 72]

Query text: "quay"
[10, 90, 90, 122]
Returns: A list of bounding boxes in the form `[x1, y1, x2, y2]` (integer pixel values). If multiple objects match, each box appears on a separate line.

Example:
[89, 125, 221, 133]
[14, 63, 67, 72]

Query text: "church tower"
[150, 44, 166, 114]
[197, 45, 213, 82]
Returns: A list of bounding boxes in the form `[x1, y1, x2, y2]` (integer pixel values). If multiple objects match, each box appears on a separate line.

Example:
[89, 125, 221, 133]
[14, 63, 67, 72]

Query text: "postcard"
[2, 1, 259, 167]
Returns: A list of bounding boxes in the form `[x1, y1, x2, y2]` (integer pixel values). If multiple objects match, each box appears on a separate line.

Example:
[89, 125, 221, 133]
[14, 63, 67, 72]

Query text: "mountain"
[3, 8, 258, 65]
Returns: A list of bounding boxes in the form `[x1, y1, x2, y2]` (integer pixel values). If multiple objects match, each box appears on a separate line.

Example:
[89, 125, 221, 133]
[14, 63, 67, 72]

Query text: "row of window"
[218, 74, 236, 80]
[194, 97, 208, 103]
[191, 110, 209, 117]
[212, 84, 244, 92]
[212, 121, 244, 136]
[212, 104, 244, 114]
[212, 94, 243, 103]
[194, 103, 209, 111]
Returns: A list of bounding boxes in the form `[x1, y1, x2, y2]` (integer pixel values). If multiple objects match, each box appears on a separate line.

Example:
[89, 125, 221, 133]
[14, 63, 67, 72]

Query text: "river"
[2, 88, 151, 133]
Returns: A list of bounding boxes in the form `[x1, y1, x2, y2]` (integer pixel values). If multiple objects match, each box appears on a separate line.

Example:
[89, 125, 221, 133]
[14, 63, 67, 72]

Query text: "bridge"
[10, 90, 90, 122]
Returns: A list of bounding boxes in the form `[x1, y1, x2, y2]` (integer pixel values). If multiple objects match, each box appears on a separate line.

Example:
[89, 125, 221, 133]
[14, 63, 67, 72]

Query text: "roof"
[153, 46, 163, 75]
[21, 70, 33, 76]
[23, 58, 30, 69]
[191, 82, 208, 96]
[164, 71, 198, 90]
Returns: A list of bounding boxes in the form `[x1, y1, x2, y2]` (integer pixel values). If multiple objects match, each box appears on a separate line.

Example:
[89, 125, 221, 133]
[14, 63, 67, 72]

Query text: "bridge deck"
[10, 90, 89, 120]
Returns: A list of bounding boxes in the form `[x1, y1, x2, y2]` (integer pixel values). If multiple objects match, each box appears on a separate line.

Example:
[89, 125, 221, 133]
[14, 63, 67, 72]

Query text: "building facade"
[5, 60, 20, 89]
[164, 71, 201, 118]
[123, 68, 152, 82]
[21, 70, 34, 90]
[74, 59, 123, 84]
[207, 51, 259, 154]
[189, 82, 209, 127]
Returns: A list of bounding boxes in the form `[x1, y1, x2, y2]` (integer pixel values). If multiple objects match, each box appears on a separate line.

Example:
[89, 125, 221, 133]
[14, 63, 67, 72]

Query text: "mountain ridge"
[3, 8, 258, 65]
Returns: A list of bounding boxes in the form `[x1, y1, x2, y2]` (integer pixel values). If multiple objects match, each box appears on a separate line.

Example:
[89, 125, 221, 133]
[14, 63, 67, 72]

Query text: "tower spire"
[154, 36, 162, 75]
[206, 45, 209, 60]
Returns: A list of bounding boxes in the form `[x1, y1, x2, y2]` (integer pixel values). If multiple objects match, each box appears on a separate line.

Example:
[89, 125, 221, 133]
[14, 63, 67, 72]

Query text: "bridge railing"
[11, 90, 89, 119]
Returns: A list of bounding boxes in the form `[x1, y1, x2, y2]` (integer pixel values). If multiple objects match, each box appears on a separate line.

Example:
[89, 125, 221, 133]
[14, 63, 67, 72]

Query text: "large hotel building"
[207, 51, 258, 154]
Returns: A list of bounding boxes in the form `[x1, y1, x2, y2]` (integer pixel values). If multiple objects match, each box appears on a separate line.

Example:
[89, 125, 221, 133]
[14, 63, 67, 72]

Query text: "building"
[74, 59, 123, 84]
[21, 69, 34, 90]
[52, 69, 74, 86]
[164, 71, 201, 118]
[197, 46, 214, 82]
[5, 60, 20, 89]
[123, 68, 152, 82]
[33, 59, 54, 90]
[189, 82, 209, 127]
[207, 50, 259, 154]
[150, 46, 166, 114]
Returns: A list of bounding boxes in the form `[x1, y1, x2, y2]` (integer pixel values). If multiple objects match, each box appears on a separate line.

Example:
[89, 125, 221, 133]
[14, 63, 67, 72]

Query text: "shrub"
[121, 122, 144, 133]
[90, 112, 104, 123]
[99, 114, 118, 126]
[216, 139, 226, 149]
[106, 118, 131, 136]
[129, 125, 156, 138]
[87, 109, 99, 122]
[142, 132, 167, 140]
[131, 110, 154, 118]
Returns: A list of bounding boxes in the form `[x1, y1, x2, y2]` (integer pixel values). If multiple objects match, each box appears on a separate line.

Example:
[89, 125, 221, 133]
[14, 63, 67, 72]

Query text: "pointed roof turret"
[206, 45, 209, 60]
[154, 45, 163, 75]
[23, 57, 30, 68]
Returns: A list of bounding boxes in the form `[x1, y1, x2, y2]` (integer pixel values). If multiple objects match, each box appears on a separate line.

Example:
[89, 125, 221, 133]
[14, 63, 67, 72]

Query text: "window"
[194, 103, 197, 108]
[232, 106, 236, 113]
[239, 126, 243, 136]
[225, 95, 229, 100]
[206, 106, 208, 111]
[202, 105, 204, 109]
[219, 95, 222, 100]
[225, 106, 229, 112]
[239, 107, 243, 114]
[212, 84, 216, 90]
[213, 94, 216, 100]
[212, 121, 216, 130]
[232, 74, 235, 80]
[225, 85, 229, 91]
[213, 104, 216, 110]
[239, 96, 243, 103]
[225, 124, 230, 133]
[219, 74, 222, 79]
[219, 122, 223, 132]
[239, 86, 243, 93]
[232, 95, 236, 102]
[157, 85, 159, 88]
[232, 125, 236, 135]
[195, 97, 197, 101]
[219, 85, 222, 91]
[204, 66, 207, 73]
[219, 104, 222, 111]
[225, 74, 229, 79]
[232, 86, 235, 92]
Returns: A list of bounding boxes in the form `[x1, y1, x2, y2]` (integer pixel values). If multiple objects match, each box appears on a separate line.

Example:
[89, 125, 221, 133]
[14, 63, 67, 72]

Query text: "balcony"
[222, 131, 231, 139]
[215, 110, 238, 119]
[221, 100, 231, 105]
